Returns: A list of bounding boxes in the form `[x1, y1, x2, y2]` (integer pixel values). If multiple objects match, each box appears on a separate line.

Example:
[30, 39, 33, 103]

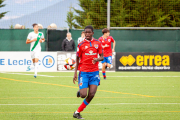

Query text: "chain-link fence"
[0, 0, 180, 29]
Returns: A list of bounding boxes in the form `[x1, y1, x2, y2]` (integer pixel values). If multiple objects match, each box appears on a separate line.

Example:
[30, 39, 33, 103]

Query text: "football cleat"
[34, 75, 36, 78]
[73, 112, 84, 119]
[103, 77, 106, 80]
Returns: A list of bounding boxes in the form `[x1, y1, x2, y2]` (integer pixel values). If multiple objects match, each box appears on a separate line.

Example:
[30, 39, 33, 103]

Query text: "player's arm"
[73, 45, 81, 84]
[92, 53, 104, 64]
[26, 38, 37, 44]
[73, 56, 79, 84]
[112, 40, 116, 52]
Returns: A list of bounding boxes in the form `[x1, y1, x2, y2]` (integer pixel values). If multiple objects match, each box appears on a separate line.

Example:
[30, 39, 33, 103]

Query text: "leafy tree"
[0, 0, 8, 19]
[66, 5, 75, 29]
[71, 0, 180, 28]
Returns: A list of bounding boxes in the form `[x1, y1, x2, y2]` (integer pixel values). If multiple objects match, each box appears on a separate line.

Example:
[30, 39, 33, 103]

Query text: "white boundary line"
[1, 72, 180, 78]
[0, 103, 179, 106]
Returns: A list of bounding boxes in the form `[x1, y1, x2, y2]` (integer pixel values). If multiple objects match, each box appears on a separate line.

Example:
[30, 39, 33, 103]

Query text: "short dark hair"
[81, 31, 85, 34]
[32, 23, 38, 28]
[102, 28, 110, 34]
[84, 25, 93, 32]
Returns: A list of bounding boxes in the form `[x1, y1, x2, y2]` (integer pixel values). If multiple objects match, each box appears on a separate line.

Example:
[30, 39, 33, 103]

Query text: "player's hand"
[73, 73, 78, 84]
[40, 39, 45, 43]
[112, 49, 115, 52]
[92, 58, 98, 64]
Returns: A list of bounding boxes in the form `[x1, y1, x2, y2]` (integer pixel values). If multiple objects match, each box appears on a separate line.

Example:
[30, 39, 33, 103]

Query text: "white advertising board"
[0, 52, 57, 72]
[57, 52, 116, 71]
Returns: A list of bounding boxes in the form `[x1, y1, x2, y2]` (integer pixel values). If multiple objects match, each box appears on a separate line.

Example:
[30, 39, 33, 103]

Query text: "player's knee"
[107, 64, 111, 68]
[102, 63, 106, 67]
[80, 93, 87, 98]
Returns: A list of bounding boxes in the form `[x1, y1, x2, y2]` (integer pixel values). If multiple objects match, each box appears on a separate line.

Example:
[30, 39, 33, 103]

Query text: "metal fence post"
[107, 0, 110, 29]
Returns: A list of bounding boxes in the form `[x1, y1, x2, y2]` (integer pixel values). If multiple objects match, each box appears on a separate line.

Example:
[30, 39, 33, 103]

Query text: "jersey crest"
[94, 44, 99, 49]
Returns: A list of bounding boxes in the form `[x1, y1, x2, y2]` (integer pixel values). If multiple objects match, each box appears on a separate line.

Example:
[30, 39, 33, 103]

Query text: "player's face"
[33, 25, 39, 32]
[85, 29, 94, 40]
[107, 32, 110, 37]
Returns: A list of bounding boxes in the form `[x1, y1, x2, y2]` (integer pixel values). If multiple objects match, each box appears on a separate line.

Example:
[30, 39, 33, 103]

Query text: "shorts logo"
[120, 55, 135, 66]
[80, 77, 83, 86]
[94, 75, 100, 80]
[42, 55, 55, 68]
[94, 44, 98, 49]
[108, 57, 112, 63]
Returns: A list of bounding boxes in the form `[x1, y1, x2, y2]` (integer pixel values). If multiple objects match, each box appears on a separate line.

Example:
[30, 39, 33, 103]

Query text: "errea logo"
[119, 54, 170, 66]
[120, 55, 135, 66]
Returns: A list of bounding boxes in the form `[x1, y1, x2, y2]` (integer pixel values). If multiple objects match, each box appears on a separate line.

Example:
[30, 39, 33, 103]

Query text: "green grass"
[0, 72, 180, 120]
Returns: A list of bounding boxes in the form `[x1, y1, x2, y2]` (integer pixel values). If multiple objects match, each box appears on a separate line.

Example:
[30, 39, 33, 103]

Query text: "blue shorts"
[101, 56, 112, 64]
[78, 71, 100, 90]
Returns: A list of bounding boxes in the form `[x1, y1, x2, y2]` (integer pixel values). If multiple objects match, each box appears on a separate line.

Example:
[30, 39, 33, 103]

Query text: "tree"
[71, 0, 180, 28]
[73, 0, 107, 29]
[66, 6, 75, 29]
[0, 0, 8, 19]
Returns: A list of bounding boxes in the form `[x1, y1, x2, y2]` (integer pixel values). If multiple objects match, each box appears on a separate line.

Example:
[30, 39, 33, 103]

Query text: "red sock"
[77, 99, 89, 113]
[102, 71, 106, 78]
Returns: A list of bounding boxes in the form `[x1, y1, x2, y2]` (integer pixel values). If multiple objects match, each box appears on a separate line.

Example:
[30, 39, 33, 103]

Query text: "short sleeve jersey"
[77, 38, 103, 72]
[27, 32, 44, 52]
[99, 36, 114, 57]
[78, 37, 85, 44]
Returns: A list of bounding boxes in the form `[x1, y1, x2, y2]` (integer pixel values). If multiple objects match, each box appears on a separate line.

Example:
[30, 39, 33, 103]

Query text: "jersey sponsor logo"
[42, 55, 55, 68]
[94, 44, 99, 49]
[85, 50, 97, 55]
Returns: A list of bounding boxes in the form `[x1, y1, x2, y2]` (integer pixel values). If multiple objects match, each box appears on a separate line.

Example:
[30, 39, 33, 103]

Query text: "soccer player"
[73, 25, 104, 119]
[99, 28, 115, 80]
[78, 31, 85, 44]
[26, 23, 45, 78]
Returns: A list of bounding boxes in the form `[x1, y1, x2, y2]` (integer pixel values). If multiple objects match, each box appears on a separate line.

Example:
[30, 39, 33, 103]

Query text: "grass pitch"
[0, 72, 180, 120]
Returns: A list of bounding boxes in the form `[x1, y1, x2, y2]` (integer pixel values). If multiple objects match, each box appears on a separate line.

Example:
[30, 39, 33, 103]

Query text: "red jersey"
[99, 36, 114, 57]
[77, 38, 103, 72]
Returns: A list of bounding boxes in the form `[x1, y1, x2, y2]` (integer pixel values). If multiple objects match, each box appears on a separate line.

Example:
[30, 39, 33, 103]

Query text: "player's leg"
[74, 71, 99, 119]
[74, 72, 88, 119]
[33, 51, 40, 78]
[77, 71, 81, 98]
[75, 85, 97, 114]
[102, 57, 107, 80]
[86, 85, 97, 102]
[31, 52, 37, 78]
[106, 56, 112, 68]
[34, 58, 39, 78]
